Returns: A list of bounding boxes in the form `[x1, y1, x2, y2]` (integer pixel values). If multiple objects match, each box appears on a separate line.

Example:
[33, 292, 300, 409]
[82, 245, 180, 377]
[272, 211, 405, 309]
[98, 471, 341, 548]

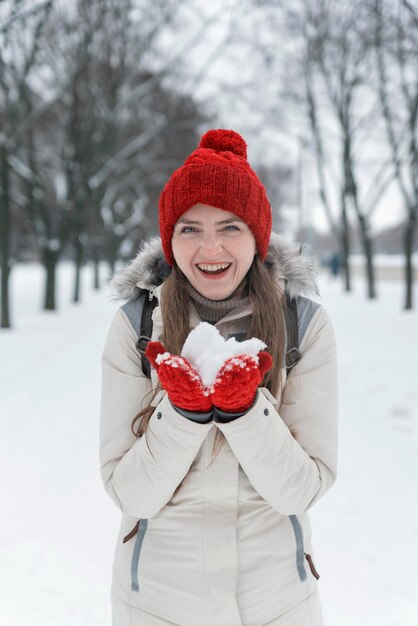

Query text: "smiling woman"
[100, 129, 338, 626]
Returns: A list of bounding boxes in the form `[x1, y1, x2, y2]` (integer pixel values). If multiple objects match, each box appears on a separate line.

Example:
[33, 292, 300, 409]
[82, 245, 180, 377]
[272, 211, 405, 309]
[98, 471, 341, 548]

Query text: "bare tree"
[300, 27, 352, 292]
[0, 0, 53, 326]
[304, 0, 386, 298]
[373, 0, 418, 309]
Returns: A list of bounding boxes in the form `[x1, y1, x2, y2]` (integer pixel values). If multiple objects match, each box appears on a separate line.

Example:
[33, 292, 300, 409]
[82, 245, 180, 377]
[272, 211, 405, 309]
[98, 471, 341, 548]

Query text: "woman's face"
[171, 203, 256, 300]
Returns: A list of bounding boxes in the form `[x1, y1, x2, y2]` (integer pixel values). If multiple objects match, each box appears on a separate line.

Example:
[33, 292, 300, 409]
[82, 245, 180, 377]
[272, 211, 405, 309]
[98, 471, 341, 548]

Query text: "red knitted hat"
[158, 129, 272, 265]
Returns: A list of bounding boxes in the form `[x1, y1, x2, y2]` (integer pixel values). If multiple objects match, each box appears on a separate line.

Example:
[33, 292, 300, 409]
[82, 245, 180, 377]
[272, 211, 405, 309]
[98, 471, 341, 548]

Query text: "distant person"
[100, 129, 338, 625]
[329, 250, 341, 278]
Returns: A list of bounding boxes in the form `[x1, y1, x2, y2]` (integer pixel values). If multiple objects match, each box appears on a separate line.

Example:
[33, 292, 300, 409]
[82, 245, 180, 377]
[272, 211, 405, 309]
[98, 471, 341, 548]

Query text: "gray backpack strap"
[121, 290, 158, 379]
[285, 293, 301, 375]
[295, 295, 321, 346]
[284, 294, 321, 375]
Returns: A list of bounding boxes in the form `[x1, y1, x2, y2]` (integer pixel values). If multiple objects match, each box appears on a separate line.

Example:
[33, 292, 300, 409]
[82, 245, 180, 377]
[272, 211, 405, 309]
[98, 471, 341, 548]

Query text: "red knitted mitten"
[145, 342, 213, 412]
[210, 352, 273, 413]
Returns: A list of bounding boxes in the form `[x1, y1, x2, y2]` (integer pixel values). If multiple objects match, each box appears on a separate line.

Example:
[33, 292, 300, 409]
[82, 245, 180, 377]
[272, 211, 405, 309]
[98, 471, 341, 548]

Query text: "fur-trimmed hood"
[110, 232, 319, 301]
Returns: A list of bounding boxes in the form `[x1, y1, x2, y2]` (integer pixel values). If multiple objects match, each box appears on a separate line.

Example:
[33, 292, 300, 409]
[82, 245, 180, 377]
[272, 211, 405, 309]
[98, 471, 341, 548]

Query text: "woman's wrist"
[170, 391, 259, 424]
[170, 402, 213, 424]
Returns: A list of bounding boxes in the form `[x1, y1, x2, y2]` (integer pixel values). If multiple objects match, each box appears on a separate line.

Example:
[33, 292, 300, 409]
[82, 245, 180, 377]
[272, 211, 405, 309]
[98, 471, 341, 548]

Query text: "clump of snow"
[181, 322, 266, 388]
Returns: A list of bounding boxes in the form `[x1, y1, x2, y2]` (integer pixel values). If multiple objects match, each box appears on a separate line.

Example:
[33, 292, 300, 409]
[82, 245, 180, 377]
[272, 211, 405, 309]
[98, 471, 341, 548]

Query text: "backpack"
[134, 290, 301, 379]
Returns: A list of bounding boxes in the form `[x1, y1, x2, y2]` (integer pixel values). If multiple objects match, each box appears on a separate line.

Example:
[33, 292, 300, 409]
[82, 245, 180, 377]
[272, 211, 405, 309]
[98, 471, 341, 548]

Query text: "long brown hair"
[131, 254, 286, 497]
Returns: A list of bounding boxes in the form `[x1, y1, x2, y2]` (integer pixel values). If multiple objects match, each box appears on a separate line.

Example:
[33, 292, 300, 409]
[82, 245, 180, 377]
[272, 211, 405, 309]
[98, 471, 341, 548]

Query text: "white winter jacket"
[100, 234, 338, 626]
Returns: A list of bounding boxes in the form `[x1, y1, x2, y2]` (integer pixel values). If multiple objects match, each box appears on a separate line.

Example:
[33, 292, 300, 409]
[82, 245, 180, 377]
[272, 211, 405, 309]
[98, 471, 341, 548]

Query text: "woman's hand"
[146, 341, 272, 415]
[145, 342, 213, 412]
[210, 352, 272, 413]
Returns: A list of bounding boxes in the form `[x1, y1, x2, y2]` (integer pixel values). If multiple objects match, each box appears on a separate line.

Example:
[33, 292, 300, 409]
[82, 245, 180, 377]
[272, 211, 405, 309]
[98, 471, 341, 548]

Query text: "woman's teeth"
[197, 263, 231, 274]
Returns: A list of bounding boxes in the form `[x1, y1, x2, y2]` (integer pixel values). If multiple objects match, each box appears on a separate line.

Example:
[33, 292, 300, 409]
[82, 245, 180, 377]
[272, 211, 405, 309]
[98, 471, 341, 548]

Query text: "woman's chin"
[192, 280, 234, 301]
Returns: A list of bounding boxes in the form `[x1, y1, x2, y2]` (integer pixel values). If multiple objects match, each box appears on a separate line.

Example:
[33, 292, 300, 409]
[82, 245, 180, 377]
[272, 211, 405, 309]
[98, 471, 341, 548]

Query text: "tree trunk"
[0, 147, 11, 328]
[73, 237, 83, 303]
[357, 214, 377, 299]
[1, 262, 11, 328]
[93, 257, 100, 290]
[343, 130, 376, 298]
[42, 247, 59, 310]
[340, 192, 351, 292]
[341, 235, 351, 292]
[403, 210, 416, 310]
[106, 236, 120, 281]
[107, 258, 116, 282]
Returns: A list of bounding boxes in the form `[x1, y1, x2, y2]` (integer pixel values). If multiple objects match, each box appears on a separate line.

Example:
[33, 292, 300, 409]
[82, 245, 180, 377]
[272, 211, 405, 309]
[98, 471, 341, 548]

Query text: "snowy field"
[1, 262, 417, 626]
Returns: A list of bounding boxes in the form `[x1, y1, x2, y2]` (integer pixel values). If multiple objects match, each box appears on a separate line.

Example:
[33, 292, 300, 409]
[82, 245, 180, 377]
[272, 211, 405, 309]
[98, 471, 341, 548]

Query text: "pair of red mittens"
[145, 342, 272, 414]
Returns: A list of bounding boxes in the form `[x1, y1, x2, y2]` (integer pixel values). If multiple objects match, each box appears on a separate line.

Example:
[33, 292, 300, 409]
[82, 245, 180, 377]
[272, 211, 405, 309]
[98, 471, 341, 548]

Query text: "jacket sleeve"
[99, 308, 215, 519]
[214, 305, 338, 515]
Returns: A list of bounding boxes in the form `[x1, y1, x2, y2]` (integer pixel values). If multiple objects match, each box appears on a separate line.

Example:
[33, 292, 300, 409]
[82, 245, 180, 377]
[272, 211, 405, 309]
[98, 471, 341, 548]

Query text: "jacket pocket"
[288, 515, 321, 582]
[123, 519, 149, 592]
[289, 515, 307, 582]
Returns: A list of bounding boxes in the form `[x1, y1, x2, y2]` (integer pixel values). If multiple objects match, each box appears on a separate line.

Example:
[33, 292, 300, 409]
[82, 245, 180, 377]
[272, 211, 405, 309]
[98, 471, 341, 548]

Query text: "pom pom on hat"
[198, 129, 248, 159]
[158, 128, 272, 265]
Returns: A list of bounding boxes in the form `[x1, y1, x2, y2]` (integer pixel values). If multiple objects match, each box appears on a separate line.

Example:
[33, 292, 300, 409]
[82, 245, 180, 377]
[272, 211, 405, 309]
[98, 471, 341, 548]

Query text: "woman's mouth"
[196, 262, 231, 278]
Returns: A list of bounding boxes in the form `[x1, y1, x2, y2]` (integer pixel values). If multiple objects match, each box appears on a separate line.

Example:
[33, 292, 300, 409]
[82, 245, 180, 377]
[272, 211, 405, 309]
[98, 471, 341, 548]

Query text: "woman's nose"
[200, 232, 223, 257]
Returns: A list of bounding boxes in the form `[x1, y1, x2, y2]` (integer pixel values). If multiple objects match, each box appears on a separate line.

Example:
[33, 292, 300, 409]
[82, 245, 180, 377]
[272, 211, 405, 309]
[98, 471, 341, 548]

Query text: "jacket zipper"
[123, 520, 140, 543]
[304, 552, 320, 579]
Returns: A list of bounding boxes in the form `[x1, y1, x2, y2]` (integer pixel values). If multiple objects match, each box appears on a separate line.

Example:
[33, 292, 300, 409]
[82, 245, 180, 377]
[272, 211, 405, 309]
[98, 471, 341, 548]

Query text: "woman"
[100, 129, 338, 626]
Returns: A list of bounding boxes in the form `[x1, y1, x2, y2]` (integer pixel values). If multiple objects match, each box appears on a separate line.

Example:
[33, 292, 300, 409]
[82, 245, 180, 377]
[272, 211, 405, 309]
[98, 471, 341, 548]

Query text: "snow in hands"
[180, 322, 267, 389]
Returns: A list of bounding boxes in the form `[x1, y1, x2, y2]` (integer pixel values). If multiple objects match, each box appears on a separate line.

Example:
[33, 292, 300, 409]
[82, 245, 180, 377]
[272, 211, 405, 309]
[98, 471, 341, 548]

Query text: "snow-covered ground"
[0, 262, 417, 626]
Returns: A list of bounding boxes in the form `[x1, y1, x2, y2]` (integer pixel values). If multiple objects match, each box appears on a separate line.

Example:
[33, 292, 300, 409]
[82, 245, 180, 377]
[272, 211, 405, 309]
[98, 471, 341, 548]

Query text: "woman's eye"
[222, 225, 240, 231]
[180, 226, 198, 233]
